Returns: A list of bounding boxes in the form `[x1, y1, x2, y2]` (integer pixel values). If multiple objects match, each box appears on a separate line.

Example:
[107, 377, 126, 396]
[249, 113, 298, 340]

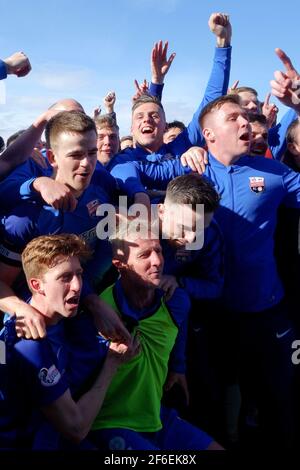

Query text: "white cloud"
[33, 64, 93, 91]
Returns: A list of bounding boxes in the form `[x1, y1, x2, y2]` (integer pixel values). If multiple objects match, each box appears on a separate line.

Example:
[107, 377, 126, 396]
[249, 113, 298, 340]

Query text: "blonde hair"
[109, 217, 158, 260]
[22, 234, 91, 289]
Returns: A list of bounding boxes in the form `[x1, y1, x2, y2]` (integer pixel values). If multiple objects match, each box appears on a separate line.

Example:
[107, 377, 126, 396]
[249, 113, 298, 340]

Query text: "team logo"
[86, 199, 100, 217]
[249, 177, 265, 193]
[38, 365, 61, 387]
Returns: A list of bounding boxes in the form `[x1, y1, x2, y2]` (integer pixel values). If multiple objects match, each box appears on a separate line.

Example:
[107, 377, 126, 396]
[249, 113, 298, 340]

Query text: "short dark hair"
[247, 113, 267, 125]
[165, 174, 220, 213]
[165, 120, 186, 132]
[120, 135, 133, 143]
[199, 95, 241, 129]
[45, 111, 96, 149]
[132, 94, 165, 114]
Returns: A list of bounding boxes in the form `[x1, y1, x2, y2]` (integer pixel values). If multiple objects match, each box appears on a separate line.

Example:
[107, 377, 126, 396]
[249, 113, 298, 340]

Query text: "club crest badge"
[86, 199, 100, 217]
[249, 177, 265, 193]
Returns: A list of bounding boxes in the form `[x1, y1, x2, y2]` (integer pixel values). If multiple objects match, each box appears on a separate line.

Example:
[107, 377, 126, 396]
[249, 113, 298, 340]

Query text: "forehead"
[129, 236, 160, 253]
[54, 130, 97, 148]
[250, 121, 268, 133]
[238, 91, 258, 102]
[132, 102, 163, 117]
[209, 102, 245, 123]
[44, 256, 81, 277]
[96, 126, 119, 135]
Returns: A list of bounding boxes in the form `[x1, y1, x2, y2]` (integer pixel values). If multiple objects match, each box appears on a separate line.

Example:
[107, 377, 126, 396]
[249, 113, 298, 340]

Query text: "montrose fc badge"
[249, 177, 265, 193]
[86, 199, 100, 216]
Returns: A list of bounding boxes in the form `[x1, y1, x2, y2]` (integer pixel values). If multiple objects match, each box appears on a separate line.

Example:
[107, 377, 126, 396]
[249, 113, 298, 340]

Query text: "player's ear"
[112, 256, 127, 271]
[47, 149, 58, 168]
[29, 278, 45, 295]
[157, 203, 165, 220]
[202, 127, 215, 142]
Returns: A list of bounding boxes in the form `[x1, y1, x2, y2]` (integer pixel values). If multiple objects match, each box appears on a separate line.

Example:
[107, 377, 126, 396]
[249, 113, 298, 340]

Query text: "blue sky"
[0, 0, 300, 141]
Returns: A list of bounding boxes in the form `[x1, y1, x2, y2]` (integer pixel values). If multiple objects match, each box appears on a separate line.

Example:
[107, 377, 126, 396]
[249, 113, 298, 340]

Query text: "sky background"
[0, 0, 299, 142]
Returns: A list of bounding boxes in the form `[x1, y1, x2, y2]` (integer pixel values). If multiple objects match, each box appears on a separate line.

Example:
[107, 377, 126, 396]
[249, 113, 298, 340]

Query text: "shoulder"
[108, 148, 140, 169]
[166, 287, 191, 324]
[1, 201, 42, 252]
[241, 155, 292, 175]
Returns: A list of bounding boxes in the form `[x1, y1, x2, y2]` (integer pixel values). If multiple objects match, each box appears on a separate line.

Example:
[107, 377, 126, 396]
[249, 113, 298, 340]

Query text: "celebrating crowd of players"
[0, 12, 300, 451]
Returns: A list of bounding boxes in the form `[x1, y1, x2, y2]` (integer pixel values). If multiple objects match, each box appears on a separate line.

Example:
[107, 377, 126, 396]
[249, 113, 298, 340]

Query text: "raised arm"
[149, 40, 176, 101]
[269, 48, 300, 159]
[169, 12, 232, 153]
[0, 108, 56, 180]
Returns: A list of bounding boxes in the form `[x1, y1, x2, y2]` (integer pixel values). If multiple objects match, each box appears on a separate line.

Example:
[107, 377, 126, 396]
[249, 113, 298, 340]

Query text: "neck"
[120, 278, 156, 310]
[136, 141, 162, 154]
[210, 149, 244, 166]
[30, 295, 60, 326]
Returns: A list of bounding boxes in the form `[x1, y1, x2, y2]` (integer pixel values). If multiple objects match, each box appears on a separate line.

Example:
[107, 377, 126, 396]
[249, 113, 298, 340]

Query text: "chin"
[148, 278, 161, 287]
[66, 307, 79, 317]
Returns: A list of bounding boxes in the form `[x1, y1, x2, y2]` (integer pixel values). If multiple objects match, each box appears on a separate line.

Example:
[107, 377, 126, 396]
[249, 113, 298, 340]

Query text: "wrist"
[33, 112, 49, 129]
[4, 61, 13, 75]
[151, 77, 164, 85]
[216, 37, 231, 48]
[32, 177, 45, 193]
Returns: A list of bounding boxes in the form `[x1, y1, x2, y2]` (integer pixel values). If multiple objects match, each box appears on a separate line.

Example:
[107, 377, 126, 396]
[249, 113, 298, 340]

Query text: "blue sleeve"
[0, 159, 50, 209]
[111, 159, 190, 196]
[14, 339, 69, 407]
[0, 59, 7, 80]
[149, 82, 164, 101]
[268, 109, 298, 160]
[169, 46, 232, 153]
[92, 164, 119, 202]
[106, 111, 117, 124]
[179, 221, 224, 300]
[281, 165, 300, 208]
[166, 288, 191, 374]
[110, 162, 147, 197]
[0, 203, 40, 266]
